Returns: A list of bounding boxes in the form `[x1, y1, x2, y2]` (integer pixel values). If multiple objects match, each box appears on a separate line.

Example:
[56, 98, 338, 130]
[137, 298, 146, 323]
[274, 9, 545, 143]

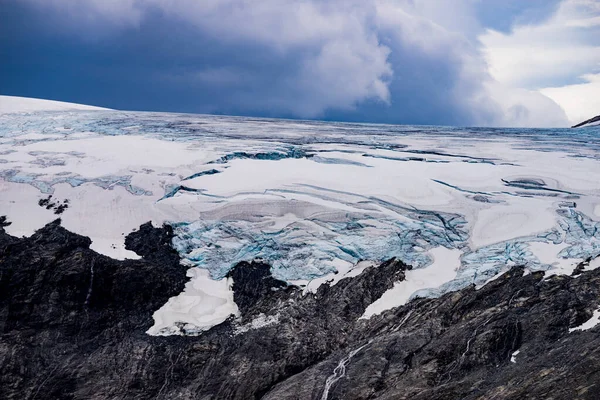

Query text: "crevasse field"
[1, 97, 600, 335]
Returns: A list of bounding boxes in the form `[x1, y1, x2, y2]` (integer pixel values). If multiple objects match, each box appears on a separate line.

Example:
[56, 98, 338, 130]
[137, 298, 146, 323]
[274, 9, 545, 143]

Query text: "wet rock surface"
[1, 218, 600, 399]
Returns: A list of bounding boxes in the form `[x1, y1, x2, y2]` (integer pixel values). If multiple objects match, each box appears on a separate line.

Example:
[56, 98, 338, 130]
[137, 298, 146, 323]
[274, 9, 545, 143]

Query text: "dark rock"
[0, 215, 11, 228]
[226, 261, 289, 316]
[572, 258, 589, 276]
[572, 114, 600, 128]
[37, 195, 70, 215]
[124, 221, 180, 262]
[1, 220, 600, 399]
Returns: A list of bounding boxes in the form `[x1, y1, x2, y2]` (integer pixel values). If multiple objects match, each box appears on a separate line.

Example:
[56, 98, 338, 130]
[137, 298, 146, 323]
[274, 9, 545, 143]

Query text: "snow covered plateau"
[1, 96, 600, 335]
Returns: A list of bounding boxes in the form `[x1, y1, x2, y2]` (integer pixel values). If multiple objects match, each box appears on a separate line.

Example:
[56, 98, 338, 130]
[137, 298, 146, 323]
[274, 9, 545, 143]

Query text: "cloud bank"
[481, 0, 600, 124]
[2, 0, 596, 127]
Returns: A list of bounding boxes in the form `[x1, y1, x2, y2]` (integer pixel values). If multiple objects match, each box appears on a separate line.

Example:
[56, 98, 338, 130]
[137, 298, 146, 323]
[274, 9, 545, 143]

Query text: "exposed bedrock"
[572, 114, 600, 128]
[1, 219, 599, 399]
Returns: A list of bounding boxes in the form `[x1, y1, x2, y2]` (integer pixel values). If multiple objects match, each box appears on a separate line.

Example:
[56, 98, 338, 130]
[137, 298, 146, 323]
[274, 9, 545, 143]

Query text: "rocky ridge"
[572, 114, 600, 128]
[1, 218, 600, 399]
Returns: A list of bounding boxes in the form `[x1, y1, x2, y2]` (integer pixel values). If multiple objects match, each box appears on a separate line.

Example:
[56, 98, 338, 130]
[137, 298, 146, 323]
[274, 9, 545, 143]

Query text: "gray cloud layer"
[8, 0, 572, 127]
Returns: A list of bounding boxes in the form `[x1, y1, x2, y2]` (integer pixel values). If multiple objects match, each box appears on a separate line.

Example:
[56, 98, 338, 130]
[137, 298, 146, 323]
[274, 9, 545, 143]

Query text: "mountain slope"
[1, 218, 600, 399]
[0, 95, 109, 114]
[572, 114, 600, 128]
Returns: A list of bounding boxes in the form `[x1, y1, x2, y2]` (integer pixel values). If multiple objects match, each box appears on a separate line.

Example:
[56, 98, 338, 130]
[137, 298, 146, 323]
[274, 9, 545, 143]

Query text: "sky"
[0, 0, 599, 127]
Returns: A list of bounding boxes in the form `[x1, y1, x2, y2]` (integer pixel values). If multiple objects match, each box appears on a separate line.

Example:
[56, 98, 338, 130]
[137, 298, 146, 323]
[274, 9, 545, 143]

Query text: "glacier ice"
[1, 107, 600, 333]
[171, 208, 469, 282]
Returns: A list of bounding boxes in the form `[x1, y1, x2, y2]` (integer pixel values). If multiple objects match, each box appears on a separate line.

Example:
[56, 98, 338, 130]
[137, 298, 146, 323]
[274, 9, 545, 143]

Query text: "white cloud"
[485, 82, 569, 128]
[480, 0, 600, 124]
[373, 0, 568, 127]
[541, 73, 600, 124]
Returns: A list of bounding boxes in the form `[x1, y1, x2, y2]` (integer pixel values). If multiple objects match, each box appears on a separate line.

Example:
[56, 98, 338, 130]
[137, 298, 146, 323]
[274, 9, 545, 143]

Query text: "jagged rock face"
[0, 220, 188, 399]
[1, 220, 600, 399]
[572, 114, 600, 128]
[226, 261, 289, 315]
[268, 268, 600, 399]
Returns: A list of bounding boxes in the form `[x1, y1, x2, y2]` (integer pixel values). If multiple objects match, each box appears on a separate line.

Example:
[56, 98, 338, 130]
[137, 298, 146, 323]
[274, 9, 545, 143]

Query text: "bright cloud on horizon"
[480, 0, 600, 125]
[1, 0, 598, 127]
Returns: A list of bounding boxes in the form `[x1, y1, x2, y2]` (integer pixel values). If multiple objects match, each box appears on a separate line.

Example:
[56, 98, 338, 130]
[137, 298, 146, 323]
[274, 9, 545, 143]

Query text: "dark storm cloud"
[0, 0, 570, 127]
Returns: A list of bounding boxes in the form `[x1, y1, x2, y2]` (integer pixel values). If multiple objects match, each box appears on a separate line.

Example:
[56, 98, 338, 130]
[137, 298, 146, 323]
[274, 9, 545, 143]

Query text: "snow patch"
[510, 350, 520, 363]
[0, 95, 109, 114]
[589, 257, 600, 270]
[569, 309, 600, 333]
[528, 241, 577, 277]
[147, 268, 239, 336]
[290, 260, 377, 294]
[361, 247, 462, 319]
[234, 313, 280, 334]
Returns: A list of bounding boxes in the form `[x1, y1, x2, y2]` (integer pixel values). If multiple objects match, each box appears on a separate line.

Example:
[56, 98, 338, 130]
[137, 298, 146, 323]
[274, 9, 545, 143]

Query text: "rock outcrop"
[1, 218, 600, 399]
[572, 114, 600, 128]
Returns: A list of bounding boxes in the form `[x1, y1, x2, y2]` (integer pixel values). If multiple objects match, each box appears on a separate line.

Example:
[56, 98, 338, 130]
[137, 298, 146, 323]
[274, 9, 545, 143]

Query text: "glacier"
[1, 104, 600, 334]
